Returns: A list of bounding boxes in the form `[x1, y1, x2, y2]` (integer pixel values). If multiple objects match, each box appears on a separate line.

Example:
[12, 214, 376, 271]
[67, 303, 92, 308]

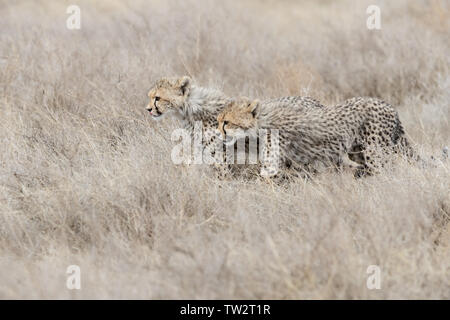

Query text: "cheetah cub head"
[146, 76, 191, 120]
[217, 98, 260, 140]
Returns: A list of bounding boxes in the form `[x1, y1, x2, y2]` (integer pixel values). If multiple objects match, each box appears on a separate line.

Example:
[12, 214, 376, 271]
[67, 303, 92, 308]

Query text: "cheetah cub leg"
[258, 129, 282, 183]
[260, 161, 283, 184]
[360, 144, 386, 176]
[341, 154, 365, 171]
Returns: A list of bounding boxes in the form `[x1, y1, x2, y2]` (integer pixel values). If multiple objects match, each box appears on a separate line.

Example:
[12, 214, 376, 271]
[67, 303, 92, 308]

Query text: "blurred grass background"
[0, 0, 448, 298]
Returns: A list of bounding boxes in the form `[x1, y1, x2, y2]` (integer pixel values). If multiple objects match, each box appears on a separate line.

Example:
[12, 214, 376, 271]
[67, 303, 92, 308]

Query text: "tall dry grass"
[0, 0, 449, 299]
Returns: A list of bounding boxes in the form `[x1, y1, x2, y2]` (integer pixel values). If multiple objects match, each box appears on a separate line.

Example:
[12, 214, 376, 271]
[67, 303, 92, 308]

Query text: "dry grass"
[0, 0, 449, 299]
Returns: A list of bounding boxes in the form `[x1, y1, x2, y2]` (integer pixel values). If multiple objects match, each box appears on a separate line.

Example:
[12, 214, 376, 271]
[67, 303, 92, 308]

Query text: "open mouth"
[147, 109, 162, 119]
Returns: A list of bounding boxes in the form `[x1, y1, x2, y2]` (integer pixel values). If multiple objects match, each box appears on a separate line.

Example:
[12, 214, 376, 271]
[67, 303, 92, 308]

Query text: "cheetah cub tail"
[440, 146, 448, 161]
[430, 146, 448, 160]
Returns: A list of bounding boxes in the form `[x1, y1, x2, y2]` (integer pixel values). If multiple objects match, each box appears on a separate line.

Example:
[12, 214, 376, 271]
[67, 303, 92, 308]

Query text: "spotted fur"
[218, 97, 417, 181]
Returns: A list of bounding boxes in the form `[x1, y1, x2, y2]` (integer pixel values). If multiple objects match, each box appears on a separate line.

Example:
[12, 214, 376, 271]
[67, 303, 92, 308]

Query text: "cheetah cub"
[147, 76, 237, 178]
[217, 97, 416, 180]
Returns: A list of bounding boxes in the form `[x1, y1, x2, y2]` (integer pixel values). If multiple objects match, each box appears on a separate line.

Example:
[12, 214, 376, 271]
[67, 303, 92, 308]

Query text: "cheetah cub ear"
[247, 99, 260, 118]
[175, 76, 192, 96]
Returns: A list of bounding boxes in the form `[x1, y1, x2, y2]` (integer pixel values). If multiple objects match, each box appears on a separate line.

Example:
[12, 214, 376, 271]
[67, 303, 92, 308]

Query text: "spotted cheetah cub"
[147, 76, 237, 178]
[217, 97, 416, 180]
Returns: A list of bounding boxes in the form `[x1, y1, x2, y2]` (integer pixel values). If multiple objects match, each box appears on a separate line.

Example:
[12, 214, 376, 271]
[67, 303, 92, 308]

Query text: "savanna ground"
[0, 0, 449, 299]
